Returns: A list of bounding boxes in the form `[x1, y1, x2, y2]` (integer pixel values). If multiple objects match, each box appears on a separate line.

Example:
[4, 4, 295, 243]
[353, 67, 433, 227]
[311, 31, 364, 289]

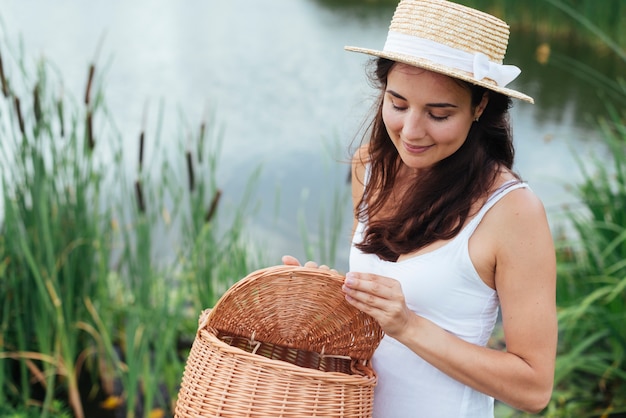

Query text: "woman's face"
[382, 64, 487, 172]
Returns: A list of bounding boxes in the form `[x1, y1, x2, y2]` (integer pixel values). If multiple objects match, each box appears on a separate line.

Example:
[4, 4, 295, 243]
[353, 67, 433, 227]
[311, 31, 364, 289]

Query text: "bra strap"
[465, 180, 529, 234]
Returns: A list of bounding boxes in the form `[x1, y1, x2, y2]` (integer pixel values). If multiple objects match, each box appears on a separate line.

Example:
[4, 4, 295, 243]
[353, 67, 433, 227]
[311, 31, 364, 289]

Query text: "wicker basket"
[174, 265, 384, 417]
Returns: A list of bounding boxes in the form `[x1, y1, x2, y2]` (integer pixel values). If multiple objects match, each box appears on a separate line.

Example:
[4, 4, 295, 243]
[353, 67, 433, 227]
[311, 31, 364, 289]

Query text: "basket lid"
[204, 265, 384, 361]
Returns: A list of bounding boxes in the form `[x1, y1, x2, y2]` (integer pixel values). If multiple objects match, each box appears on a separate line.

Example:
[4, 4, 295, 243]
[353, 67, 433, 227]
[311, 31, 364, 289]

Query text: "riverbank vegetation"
[1, 0, 625, 417]
[500, 1, 626, 416]
[0, 40, 263, 418]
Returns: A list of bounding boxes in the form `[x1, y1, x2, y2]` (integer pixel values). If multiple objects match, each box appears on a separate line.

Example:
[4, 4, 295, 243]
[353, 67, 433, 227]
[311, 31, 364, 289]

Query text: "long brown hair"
[355, 58, 517, 261]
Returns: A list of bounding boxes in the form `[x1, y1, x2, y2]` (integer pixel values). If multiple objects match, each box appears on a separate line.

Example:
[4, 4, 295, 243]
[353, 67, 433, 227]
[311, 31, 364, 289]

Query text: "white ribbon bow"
[472, 52, 520, 87]
[384, 31, 521, 87]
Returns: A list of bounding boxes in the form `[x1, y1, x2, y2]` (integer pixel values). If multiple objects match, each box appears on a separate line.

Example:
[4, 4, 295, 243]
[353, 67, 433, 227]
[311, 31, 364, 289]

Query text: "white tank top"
[350, 180, 528, 418]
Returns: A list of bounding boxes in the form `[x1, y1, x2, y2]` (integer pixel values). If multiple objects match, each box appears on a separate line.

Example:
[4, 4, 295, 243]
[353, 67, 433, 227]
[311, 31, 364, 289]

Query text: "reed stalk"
[0, 13, 260, 418]
[138, 132, 145, 172]
[134, 180, 146, 213]
[84, 63, 94, 105]
[56, 96, 64, 137]
[13, 95, 24, 135]
[550, 130, 626, 415]
[0, 48, 8, 97]
[185, 150, 195, 192]
[204, 188, 222, 223]
[86, 111, 95, 151]
[0, 39, 117, 418]
[176, 109, 262, 314]
[33, 83, 42, 124]
[537, 3, 626, 416]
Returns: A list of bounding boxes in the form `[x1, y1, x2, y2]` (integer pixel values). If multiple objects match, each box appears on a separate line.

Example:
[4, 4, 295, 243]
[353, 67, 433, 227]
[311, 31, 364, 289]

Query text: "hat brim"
[345, 46, 534, 104]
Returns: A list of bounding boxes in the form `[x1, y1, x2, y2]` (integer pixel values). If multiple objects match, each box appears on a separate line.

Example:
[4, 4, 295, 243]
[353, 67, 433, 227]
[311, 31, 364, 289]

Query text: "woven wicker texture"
[390, 0, 509, 62]
[175, 265, 384, 417]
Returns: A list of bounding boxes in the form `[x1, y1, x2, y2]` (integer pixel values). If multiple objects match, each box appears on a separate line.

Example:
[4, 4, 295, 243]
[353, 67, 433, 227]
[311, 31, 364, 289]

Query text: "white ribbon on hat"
[383, 31, 521, 87]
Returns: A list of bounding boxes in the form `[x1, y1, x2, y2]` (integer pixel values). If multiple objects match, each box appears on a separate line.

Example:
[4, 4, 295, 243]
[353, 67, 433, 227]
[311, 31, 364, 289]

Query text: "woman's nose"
[402, 112, 425, 140]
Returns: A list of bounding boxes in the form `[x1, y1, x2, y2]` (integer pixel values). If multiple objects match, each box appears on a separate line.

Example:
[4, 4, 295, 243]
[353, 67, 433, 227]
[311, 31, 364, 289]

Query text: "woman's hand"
[283, 256, 414, 337]
[281, 255, 335, 272]
[342, 272, 414, 338]
[281, 255, 302, 266]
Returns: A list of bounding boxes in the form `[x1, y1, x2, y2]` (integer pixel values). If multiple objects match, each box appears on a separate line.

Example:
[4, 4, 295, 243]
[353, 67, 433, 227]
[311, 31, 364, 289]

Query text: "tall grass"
[540, 1, 626, 416]
[0, 34, 262, 418]
[0, 52, 110, 418]
[497, 17, 625, 418]
[547, 118, 626, 417]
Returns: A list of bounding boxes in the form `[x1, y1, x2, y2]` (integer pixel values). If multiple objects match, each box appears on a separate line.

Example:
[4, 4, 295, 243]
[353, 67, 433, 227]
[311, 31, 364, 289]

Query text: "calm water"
[1, 0, 619, 271]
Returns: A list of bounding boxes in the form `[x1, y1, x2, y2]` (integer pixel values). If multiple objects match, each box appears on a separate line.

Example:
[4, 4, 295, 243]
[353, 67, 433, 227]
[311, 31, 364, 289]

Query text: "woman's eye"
[389, 100, 407, 111]
[429, 113, 449, 121]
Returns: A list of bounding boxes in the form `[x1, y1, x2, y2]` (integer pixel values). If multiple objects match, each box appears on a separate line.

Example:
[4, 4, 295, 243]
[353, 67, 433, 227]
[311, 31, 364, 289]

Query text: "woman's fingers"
[343, 273, 387, 307]
[342, 272, 412, 336]
[306, 262, 339, 273]
[281, 256, 337, 273]
[344, 272, 395, 293]
[282, 255, 302, 266]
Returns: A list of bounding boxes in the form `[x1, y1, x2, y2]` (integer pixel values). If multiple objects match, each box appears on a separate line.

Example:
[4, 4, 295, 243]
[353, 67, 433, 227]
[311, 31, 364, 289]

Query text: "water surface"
[1, 0, 619, 270]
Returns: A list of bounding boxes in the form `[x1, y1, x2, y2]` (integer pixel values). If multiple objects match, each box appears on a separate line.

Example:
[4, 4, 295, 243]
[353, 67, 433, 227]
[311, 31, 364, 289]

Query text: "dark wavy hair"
[355, 58, 518, 261]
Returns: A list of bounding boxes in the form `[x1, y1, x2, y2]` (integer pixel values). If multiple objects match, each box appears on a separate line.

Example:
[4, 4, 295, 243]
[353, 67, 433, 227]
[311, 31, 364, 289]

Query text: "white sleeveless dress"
[350, 180, 528, 418]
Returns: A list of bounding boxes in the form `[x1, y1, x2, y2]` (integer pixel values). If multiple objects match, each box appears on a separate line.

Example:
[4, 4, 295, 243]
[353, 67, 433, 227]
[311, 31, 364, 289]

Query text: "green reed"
[0, 400, 72, 418]
[548, 121, 626, 417]
[538, 3, 626, 417]
[0, 46, 111, 418]
[0, 34, 262, 418]
[484, 1, 625, 415]
[176, 106, 262, 315]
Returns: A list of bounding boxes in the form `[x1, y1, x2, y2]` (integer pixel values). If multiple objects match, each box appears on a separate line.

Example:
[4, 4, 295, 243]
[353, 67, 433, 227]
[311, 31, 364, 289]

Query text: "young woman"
[285, 0, 557, 416]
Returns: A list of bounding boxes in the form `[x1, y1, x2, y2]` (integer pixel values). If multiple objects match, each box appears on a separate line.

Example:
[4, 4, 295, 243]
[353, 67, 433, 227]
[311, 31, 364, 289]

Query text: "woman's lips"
[403, 141, 433, 154]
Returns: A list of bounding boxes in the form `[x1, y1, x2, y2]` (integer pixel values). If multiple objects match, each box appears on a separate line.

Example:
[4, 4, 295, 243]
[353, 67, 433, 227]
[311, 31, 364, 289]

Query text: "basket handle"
[198, 308, 212, 331]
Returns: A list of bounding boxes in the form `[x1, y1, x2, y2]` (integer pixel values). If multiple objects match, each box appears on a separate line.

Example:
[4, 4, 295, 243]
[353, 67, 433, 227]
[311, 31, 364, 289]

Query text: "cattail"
[198, 121, 206, 163]
[13, 95, 25, 135]
[186, 150, 195, 192]
[86, 111, 95, 151]
[84, 63, 95, 105]
[0, 51, 8, 98]
[33, 83, 42, 125]
[134, 180, 146, 213]
[138, 131, 145, 172]
[138, 101, 148, 171]
[205, 189, 222, 223]
[57, 97, 65, 137]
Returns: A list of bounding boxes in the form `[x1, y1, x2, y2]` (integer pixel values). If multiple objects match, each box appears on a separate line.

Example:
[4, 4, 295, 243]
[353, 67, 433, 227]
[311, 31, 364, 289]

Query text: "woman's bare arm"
[343, 188, 557, 413]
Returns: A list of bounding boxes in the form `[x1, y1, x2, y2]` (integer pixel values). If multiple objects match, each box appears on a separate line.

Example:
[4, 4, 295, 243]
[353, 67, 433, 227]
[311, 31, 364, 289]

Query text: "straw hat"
[345, 0, 534, 103]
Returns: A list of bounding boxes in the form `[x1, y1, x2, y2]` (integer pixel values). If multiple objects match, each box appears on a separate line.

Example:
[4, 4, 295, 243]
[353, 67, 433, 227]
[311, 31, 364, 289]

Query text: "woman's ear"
[474, 92, 489, 120]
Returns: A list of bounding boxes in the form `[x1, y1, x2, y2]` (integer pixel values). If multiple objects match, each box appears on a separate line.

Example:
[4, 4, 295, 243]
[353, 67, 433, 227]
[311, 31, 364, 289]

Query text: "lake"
[1, 0, 622, 271]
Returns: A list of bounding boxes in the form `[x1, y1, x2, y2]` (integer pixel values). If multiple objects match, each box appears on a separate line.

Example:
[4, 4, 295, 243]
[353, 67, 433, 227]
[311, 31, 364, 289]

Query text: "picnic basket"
[174, 265, 384, 417]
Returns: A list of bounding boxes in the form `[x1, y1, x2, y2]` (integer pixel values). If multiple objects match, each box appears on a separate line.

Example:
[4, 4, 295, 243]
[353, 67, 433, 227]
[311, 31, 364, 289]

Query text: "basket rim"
[203, 265, 385, 359]
[197, 327, 378, 384]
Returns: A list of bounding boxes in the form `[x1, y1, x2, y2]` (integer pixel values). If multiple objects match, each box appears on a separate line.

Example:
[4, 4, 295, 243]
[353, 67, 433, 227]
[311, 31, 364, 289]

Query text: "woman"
[285, 0, 557, 416]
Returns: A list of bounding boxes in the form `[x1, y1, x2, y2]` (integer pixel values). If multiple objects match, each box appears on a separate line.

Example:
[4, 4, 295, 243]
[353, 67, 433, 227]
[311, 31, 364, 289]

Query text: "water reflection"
[509, 33, 624, 131]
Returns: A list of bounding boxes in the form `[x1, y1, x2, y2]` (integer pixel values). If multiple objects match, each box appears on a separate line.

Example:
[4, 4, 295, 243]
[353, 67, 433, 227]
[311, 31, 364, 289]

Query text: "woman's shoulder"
[481, 170, 549, 231]
[487, 179, 549, 234]
[351, 143, 371, 183]
[351, 143, 370, 166]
